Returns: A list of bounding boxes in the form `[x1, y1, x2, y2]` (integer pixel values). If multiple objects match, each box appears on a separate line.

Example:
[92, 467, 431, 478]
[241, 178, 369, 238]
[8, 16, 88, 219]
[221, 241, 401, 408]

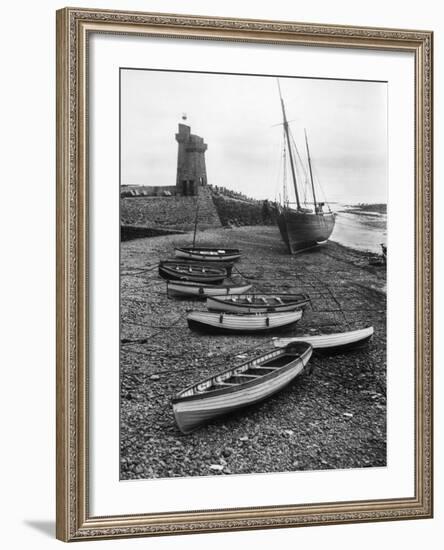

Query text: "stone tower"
[175, 123, 208, 196]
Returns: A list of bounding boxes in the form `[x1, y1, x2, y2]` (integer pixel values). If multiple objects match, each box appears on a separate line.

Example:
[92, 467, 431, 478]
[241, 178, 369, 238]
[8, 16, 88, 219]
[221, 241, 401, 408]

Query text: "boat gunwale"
[166, 280, 252, 291]
[166, 279, 225, 289]
[176, 246, 241, 254]
[172, 343, 312, 404]
[206, 293, 310, 309]
[280, 208, 337, 219]
[175, 248, 241, 262]
[159, 262, 228, 276]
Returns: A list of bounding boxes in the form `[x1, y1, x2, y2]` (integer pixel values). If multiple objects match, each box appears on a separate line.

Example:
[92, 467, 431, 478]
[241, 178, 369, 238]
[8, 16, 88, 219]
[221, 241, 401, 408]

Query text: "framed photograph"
[56, 7, 433, 542]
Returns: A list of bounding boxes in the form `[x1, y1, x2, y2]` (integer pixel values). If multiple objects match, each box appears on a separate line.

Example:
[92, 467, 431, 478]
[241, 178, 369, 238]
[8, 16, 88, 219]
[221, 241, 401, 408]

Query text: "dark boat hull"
[159, 269, 225, 284]
[187, 318, 301, 335]
[277, 209, 336, 254]
[158, 261, 227, 284]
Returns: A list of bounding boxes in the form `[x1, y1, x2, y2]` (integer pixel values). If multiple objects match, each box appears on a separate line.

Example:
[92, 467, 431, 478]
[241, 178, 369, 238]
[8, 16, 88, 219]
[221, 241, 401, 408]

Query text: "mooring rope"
[231, 264, 257, 280]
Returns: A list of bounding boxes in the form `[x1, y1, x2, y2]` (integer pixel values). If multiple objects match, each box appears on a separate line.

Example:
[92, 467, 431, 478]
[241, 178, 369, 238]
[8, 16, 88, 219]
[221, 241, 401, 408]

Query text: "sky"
[121, 69, 387, 204]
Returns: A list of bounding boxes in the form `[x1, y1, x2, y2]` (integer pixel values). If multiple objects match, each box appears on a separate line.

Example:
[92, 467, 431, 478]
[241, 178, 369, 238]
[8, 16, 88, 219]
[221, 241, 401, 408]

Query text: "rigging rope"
[272, 132, 285, 203]
[289, 131, 311, 206]
[310, 158, 332, 213]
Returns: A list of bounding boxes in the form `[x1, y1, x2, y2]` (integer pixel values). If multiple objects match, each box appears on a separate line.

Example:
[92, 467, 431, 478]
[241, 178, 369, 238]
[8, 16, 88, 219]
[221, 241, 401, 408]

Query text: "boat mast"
[304, 129, 318, 213]
[192, 200, 199, 247]
[277, 80, 301, 210]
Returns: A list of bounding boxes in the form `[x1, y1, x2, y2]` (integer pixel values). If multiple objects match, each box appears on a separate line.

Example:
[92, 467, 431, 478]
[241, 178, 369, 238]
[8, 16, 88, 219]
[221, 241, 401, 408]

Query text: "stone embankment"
[212, 194, 277, 226]
[121, 187, 221, 232]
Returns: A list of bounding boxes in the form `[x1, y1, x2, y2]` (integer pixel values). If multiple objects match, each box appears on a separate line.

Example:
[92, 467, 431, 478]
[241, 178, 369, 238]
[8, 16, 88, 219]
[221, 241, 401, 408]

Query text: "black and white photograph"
[119, 68, 387, 480]
[1, 0, 437, 546]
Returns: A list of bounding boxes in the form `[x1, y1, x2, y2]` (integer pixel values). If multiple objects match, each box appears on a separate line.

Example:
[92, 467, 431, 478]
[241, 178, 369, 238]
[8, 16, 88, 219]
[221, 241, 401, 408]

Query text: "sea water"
[329, 204, 387, 254]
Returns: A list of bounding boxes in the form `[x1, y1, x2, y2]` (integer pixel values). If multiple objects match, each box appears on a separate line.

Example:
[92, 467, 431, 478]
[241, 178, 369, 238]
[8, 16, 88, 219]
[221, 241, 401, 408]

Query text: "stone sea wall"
[211, 194, 278, 227]
[120, 186, 221, 231]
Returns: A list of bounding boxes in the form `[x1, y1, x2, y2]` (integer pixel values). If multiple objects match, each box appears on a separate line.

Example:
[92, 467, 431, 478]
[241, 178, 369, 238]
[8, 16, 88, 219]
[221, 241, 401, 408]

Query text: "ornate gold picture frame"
[56, 7, 433, 542]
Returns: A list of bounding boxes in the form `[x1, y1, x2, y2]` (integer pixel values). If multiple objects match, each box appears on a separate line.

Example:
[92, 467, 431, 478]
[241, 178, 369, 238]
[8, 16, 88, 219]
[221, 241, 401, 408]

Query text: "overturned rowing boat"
[167, 280, 252, 298]
[172, 342, 313, 433]
[158, 260, 229, 284]
[272, 326, 374, 352]
[187, 309, 303, 334]
[175, 246, 241, 263]
[206, 293, 310, 313]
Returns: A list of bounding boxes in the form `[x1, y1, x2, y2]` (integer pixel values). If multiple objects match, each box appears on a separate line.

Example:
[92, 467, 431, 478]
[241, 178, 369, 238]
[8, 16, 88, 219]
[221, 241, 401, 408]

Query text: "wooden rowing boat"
[187, 309, 303, 334]
[175, 246, 241, 263]
[172, 342, 313, 433]
[158, 260, 228, 283]
[167, 280, 252, 298]
[206, 293, 310, 313]
[177, 197, 241, 263]
[272, 326, 374, 352]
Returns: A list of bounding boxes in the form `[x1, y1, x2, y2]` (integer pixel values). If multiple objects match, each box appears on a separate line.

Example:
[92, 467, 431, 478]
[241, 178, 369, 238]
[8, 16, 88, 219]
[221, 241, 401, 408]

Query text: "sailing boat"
[276, 81, 336, 254]
[174, 198, 241, 262]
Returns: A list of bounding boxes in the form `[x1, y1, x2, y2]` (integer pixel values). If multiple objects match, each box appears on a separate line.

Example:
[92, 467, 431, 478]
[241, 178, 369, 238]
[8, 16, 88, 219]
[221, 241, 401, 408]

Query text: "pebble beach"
[120, 225, 387, 479]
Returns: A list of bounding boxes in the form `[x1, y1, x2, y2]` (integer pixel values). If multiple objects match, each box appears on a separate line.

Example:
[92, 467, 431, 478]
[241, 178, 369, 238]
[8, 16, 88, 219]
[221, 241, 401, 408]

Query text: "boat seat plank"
[252, 366, 280, 370]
